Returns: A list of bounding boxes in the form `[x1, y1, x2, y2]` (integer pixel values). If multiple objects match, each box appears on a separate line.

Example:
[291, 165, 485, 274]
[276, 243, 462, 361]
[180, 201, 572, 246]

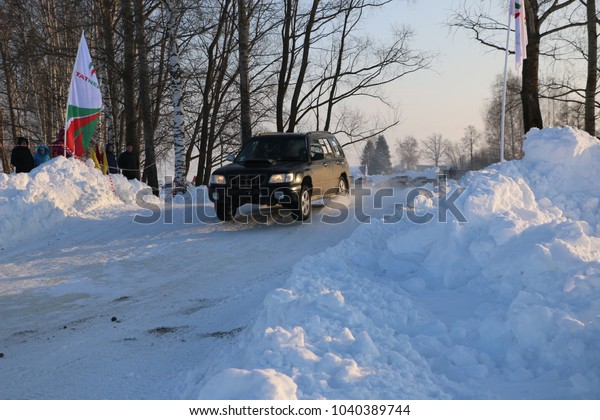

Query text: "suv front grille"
[228, 174, 265, 189]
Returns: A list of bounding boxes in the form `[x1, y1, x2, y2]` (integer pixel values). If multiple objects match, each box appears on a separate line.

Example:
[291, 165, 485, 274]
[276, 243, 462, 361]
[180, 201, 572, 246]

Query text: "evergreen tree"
[374, 135, 392, 174]
[360, 136, 392, 175]
[360, 140, 375, 175]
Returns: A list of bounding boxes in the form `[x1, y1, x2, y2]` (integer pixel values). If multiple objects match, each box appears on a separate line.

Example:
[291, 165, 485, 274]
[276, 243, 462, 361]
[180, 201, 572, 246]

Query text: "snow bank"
[0, 157, 155, 249]
[195, 127, 600, 399]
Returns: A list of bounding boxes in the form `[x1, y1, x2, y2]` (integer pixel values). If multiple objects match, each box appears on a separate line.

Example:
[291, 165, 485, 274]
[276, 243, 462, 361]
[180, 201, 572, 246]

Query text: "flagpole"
[500, 2, 512, 164]
[62, 125, 67, 158]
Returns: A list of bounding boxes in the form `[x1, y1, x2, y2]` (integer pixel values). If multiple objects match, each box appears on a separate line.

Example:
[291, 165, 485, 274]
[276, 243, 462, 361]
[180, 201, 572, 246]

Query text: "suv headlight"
[268, 173, 294, 184]
[210, 174, 226, 185]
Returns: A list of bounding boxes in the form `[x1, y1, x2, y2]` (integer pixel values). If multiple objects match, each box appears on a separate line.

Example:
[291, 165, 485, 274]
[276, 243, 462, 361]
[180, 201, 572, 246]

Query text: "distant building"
[416, 164, 435, 172]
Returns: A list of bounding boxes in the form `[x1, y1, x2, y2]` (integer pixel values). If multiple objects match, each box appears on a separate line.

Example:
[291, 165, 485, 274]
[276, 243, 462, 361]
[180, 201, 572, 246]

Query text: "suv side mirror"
[312, 152, 325, 161]
[226, 153, 235, 162]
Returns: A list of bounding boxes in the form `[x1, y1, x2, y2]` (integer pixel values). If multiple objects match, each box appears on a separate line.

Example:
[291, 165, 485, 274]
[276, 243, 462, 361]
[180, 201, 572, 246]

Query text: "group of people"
[100, 141, 139, 180]
[10, 137, 51, 173]
[9, 133, 139, 180]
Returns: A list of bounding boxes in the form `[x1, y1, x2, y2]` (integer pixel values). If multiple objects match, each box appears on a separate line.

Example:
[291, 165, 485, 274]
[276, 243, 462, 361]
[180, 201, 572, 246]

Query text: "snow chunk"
[197, 368, 297, 400]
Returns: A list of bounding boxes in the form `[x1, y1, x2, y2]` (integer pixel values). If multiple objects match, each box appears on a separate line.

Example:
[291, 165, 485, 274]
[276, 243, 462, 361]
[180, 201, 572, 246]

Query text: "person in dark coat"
[10, 137, 35, 173]
[105, 143, 119, 174]
[118, 143, 139, 180]
[33, 145, 51, 167]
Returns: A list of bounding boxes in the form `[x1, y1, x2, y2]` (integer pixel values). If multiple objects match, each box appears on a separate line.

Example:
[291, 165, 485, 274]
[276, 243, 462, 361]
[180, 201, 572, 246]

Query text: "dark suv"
[208, 132, 350, 221]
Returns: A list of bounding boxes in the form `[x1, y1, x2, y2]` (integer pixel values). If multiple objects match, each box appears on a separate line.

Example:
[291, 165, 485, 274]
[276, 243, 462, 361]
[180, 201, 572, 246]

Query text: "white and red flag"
[511, 0, 528, 73]
[65, 32, 102, 157]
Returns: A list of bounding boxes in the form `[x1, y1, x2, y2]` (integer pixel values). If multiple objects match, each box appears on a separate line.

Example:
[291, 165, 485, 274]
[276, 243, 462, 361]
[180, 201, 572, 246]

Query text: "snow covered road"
[0, 193, 361, 399]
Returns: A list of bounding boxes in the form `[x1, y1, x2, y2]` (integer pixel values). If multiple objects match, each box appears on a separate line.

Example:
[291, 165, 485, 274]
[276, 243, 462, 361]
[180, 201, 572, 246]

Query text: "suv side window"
[328, 137, 345, 157]
[310, 139, 324, 160]
[318, 138, 335, 158]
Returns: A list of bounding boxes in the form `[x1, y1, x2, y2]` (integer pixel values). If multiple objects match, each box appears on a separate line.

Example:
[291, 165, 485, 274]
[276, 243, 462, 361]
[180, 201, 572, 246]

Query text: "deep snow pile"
[193, 126, 600, 399]
[0, 157, 155, 250]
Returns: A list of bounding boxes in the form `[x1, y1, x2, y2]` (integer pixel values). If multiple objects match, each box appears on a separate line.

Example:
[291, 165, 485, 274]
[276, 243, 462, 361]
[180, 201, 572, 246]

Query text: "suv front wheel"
[291, 185, 311, 221]
[215, 201, 237, 221]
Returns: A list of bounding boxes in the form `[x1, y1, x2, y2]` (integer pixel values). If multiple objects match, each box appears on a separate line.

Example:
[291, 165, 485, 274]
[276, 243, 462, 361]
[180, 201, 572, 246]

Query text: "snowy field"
[1, 126, 599, 400]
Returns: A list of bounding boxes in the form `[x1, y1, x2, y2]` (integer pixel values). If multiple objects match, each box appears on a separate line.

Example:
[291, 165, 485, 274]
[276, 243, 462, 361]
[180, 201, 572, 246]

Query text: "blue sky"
[349, 0, 508, 162]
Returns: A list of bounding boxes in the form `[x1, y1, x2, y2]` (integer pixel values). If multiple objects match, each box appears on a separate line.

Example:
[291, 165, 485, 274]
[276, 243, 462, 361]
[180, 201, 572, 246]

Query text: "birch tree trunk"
[165, 0, 186, 190]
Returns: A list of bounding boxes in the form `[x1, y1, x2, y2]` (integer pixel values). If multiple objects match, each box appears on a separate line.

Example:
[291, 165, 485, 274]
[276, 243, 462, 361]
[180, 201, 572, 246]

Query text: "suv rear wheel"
[337, 175, 349, 196]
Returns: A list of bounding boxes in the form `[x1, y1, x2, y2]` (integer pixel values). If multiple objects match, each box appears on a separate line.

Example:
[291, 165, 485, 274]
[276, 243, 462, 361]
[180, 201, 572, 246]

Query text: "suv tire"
[291, 185, 311, 221]
[337, 176, 349, 196]
[215, 201, 237, 221]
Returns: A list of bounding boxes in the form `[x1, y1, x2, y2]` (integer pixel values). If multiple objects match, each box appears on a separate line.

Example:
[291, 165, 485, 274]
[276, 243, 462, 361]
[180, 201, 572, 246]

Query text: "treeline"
[0, 0, 432, 192]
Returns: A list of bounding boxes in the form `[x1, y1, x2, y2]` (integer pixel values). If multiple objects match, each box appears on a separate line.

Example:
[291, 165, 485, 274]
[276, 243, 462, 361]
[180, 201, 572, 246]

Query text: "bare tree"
[120, 0, 138, 159]
[97, 0, 119, 149]
[0, 1, 20, 171]
[275, 0, 432, 139]
[422, 133, 449, 167]
[134, 0, 159, 192]
[238, 0, 252, 145]
[193, 0, 241, 185]
[395, 135, 419, 171]
[537, 0, 598, 135]
[461, 125, 480, 170]
[284, 0, 320, 133]
[446, 142, 468, 169]
[583, 0, 597, 136]
[484, 73, 524, 161]
[0, 111, 9, 171]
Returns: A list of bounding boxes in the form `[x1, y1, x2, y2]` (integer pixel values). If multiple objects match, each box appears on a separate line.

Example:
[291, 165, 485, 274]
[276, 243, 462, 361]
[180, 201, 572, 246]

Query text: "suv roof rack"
[255, 131, 333, 136]
[255, 131, 283, 136]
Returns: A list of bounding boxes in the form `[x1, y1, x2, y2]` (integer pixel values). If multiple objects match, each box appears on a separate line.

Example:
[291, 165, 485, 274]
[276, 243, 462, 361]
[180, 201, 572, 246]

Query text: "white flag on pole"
[65, 32, 102, 157]
[511, 0, 528, 73]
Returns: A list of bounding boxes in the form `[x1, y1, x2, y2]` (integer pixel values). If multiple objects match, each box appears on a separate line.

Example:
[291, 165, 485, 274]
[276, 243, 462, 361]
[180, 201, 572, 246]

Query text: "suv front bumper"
[208, 184, 302, 208]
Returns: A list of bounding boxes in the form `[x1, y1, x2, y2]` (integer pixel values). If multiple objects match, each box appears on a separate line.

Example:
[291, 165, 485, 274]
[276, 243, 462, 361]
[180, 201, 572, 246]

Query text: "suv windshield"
[236, 136, 308, 163]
